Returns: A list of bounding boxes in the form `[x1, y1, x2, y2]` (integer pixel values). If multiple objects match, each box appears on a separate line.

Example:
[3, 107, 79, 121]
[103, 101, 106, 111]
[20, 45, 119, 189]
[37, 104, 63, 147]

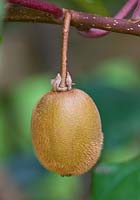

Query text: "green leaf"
[47, 0, 109, 15]
[92, 156, 140, 200]
[70, 0, 109, 15]
[48, 0, 126, 15]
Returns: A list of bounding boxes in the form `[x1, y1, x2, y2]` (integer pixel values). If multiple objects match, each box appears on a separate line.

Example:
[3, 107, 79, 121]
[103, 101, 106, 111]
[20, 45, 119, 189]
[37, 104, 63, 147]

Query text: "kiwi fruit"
[31, 88, 103, 176]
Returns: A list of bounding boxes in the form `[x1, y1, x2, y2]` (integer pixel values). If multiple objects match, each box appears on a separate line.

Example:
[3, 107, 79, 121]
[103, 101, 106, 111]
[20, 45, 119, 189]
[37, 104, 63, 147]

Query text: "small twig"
[132, 0, 140, 19]
[60, 11, 71, 88]
[115, 0, 137, 19]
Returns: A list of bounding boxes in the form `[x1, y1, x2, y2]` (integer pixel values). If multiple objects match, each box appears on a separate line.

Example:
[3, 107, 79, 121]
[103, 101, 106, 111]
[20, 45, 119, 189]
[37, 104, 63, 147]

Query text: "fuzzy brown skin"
[31, 89, 103, 176]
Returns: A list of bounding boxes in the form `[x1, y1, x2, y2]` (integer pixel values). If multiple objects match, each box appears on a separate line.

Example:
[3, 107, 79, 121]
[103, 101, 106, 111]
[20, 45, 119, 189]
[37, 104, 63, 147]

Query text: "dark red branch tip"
[8, 0, 63, 18]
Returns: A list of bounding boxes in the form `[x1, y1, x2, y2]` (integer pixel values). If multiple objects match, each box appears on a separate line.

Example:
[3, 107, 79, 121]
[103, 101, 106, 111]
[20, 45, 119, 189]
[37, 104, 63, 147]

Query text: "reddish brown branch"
[80, 0, 138, 38]
[4, 1, 140, 37]
[71, 10, 140, 36]
[5, 6, 62, 24]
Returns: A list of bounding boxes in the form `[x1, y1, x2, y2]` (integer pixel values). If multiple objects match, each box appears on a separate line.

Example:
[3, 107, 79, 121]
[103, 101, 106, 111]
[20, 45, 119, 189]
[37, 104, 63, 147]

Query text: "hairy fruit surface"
[31, 89, 103, 176]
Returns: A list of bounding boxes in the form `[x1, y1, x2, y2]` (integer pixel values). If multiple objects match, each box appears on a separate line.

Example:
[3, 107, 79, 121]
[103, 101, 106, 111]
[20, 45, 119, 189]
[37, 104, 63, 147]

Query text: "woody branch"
[4, 0, 140, 37]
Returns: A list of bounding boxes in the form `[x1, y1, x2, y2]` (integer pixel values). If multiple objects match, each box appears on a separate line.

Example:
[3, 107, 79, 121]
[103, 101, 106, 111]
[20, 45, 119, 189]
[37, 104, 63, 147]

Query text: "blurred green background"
[0, 0, 140, 200]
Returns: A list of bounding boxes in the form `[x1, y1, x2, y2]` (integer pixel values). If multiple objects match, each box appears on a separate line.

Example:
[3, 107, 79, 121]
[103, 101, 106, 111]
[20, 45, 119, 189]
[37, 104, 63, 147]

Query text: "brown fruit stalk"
[31, 87, 103, 176]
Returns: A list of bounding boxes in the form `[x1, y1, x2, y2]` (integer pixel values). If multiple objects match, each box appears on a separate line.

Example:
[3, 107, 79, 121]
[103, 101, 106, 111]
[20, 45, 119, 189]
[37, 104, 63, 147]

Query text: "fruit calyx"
[51, 71, 74, 92]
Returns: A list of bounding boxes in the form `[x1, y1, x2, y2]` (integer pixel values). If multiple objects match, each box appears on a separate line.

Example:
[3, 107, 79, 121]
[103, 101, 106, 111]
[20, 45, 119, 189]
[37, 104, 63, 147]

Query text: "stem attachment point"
[51, 72, 73, 92]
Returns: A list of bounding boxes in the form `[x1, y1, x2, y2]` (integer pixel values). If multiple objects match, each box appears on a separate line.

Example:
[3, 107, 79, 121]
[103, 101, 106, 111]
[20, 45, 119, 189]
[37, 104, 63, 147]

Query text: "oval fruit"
[31, 89, 103, 176]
